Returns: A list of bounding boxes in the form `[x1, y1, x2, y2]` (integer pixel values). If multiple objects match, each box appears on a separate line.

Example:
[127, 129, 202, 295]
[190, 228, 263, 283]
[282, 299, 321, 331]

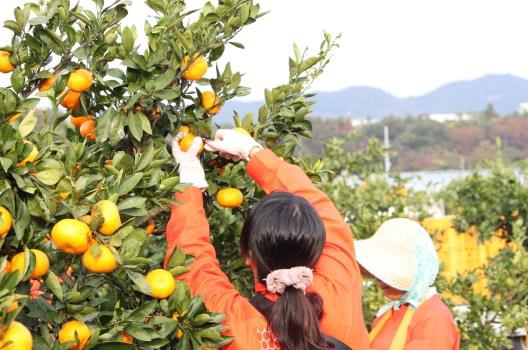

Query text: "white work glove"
[167, 132, 208, 190]
[205, 129, 263, 161]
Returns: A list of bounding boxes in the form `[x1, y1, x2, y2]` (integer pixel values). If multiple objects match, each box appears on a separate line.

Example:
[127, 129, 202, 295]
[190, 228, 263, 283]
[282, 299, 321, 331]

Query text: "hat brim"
[354, 238, 414, 291]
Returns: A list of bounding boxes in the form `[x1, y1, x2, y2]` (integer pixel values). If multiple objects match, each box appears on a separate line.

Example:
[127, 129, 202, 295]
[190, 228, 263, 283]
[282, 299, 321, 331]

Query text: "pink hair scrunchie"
[265, 266, 314, 294]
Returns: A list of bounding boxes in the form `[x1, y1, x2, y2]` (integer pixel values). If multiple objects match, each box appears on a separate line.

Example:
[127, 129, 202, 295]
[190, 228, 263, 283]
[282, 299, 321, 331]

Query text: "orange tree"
[0, 0, 338, 348]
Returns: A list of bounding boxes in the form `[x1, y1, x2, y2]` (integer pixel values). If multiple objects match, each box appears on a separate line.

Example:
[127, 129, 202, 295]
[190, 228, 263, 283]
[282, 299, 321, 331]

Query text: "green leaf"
[169, 266, 189, 276]
[126, 270, 152, 295]
[118, 173, 143, 196]
[13, 199, 30, 240]
[4, 20, 21, 34]
[91, 343, 135, 350]
[28, 16, 48, 25]
[45, 270, 63, 302]
[191, 313, 211, 327]
[137, 143, 155, 171]
[32, 159, 63, 186]
[0, 157, 13, 172]
[33, 169, 62, 186]
[264, 89, 273, 107]
[117, 197, 146, 211]
[139, 113, 152, 135]
[159, 177, 179, 191]
[196, 328, 223, 342]
[18, 109, 37, 138]
[127, 300, 157, 321]
[10, 68, 25, 93]
[146, 0, 165, 12]
[229, 42, 245, 49]
[122, 26, 135, 53]
[293, 43, 302, 63]
[153, 89, 179, 100]
[187, 296, 204, 318]
[120, 229, 147, 260]
[299, 56, 322, 73]
[18, 98, 40, 110]
[109, 113, 127, 145]
[154, 69, 176, 91]
[124, 324, 154, 341]
[113, 151, 135, 171]
[167, 248, 186, 269]
[209, 44, 225, 61]
[96, 108, 115, 143]
[128, 112, 143, 141]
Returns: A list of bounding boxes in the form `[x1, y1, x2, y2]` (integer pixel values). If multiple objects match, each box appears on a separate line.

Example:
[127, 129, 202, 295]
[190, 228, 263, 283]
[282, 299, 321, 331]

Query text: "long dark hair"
[241, 191, 333, 350]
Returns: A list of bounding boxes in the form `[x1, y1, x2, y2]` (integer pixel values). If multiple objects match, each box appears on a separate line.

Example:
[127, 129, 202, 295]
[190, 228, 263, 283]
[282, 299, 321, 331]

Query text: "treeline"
[301, 110, 528, 171]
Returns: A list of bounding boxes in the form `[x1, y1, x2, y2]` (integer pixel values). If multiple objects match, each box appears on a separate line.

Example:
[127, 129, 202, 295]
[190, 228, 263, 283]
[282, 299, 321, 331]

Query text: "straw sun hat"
[354, 218, 432, 291]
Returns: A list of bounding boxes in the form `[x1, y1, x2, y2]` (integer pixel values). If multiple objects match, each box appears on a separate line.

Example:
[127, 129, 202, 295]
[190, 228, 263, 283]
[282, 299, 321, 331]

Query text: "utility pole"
[384, 125, 391, 173]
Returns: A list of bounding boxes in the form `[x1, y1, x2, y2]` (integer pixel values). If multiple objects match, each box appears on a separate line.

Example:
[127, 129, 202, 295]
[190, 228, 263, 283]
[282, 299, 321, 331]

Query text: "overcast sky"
[1, 0, 528, 101]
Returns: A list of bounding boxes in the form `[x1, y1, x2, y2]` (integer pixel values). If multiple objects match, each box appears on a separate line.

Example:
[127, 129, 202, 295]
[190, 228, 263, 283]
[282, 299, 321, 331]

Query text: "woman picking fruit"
[164, 129, 370, 350]
[354, 218, 460, 349]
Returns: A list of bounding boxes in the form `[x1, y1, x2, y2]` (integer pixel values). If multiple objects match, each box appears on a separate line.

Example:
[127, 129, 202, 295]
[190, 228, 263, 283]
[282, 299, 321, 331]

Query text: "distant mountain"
[215, 74, 528, 124]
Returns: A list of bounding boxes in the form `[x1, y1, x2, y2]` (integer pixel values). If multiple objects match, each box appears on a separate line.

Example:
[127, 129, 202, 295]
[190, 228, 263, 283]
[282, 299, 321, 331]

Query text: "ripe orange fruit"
[51, 219, 92, 255]
[11, 249, 50, 279]
[67, 69, 93, 92]
[120, 332, 134, 344]
[216, 188, 244, 208]
[396, 187, 407, 196]
[81, 215, 92, 225]
[0, 206, 13, 239]
[91, 200, 121, 235]
[61, 90, 81, 110]
[82, 244, 118, 273]
[175, 328, 184, 339]
[80, 120, 96, 141]
[179, 133, 204, 154]
[0, 321, 33, 350]
[6, 300, 18, 313]
[233, 127, 250, 136]
[179, 125, 190, 134]
[7, 113, 21, 124]
[0, 51, 15, 73]
[16, 140, 38, 167]
[145, 218, 155, 235]
[3, 260, 11, 273]
[180, 54, 208, 81]
[59, 320, 90, 350]
[145, 269, 176, 299]
[201, 91, 222, 115]
[39, 76, 56, 92]
[70, 115, 94, 128]
[58, 192, 70, 201]
[171, 310, 187, 319]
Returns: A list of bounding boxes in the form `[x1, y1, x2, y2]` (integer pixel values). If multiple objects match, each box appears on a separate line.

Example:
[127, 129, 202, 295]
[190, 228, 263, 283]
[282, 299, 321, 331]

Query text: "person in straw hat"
[354, 218, 460, 350]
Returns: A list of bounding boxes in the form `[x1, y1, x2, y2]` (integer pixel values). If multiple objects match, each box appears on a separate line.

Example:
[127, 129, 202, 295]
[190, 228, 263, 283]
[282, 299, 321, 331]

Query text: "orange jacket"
[164, 149, 370, 350]
[370, 295, 460, 350]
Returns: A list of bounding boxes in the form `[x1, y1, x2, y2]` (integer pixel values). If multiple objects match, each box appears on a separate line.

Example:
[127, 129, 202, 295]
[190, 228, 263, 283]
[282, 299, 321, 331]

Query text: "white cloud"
[1, 0, 527, 101]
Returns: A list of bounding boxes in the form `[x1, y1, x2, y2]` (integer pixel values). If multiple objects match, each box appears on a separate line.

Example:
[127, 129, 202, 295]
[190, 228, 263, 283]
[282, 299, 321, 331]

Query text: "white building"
[518, 102, 528, 114]
[350, 117, 380, 128]
[429, 113, 473, 123]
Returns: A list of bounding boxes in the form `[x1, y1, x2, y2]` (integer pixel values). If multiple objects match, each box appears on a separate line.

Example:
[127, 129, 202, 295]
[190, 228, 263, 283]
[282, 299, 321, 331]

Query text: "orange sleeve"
[246, 149, 358, 286]
[405, 312, 460, 350]
[164, 187, 263, 348]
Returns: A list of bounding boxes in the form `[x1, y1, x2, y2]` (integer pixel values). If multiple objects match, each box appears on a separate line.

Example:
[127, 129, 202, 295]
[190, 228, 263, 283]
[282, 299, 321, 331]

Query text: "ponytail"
[253, 288, 334, 350]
